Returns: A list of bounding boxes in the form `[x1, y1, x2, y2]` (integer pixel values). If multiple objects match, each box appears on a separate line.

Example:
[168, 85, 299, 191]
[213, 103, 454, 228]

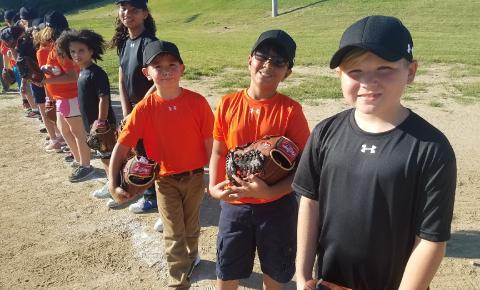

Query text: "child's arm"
[208, 139, 236, 201]
[108, 142, 136, 203]
[118, 67, 132, 117]
[43, 68, 77, 85]
[398, 237, 446, 290]
[204, 137, 213, 163]
[296, 195, 320, 290]
[97, 94, 109, 121]
[228, 171, 295, 200]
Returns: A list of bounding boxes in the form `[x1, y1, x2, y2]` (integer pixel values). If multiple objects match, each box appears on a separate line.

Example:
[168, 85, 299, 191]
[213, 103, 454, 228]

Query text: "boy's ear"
[282, 69, 292, 81]
[180, 63, 185, 75]
[407, 60, 418, 84]
[141, 67, 151, 80]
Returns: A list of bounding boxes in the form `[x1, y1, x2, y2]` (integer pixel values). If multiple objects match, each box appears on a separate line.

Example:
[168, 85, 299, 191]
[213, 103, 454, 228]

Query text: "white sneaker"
[92, 183, 111, 199]
[153, 218, 164, 232]
[128, 197, 158, 213]
[106, 198, 120, 208]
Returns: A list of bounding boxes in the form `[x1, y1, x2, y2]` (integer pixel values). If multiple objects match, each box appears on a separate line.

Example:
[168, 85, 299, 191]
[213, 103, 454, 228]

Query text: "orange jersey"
[118, 88, 214, 176]
[36, 44, 52, 67]
[213, 89, 310, 204]
[44, 47, 79, 100]
[1, 41, 16, 67]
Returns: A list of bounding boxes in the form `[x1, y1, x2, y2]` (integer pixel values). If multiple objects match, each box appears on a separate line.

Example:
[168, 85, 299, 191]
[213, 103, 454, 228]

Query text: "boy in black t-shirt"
[57, 29, 116, 197]
[294, 16, 456, 290]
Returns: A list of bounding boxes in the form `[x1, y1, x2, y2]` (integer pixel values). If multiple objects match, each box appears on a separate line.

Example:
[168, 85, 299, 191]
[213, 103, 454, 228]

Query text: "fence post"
[272, 0, 278, 17]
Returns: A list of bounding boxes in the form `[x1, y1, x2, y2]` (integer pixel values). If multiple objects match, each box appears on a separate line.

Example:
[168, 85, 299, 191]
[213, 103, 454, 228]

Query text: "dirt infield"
[0, 64, 479, 289]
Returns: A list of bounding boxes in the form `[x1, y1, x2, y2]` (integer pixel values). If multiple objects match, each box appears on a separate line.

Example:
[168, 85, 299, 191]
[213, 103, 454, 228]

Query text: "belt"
[168, 168, 204, 179]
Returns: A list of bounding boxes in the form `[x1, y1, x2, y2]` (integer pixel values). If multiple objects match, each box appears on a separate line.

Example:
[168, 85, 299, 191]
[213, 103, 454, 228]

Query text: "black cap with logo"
[330, 15, 413, 69]
[115, 0, 148, 9]
[251, 29, 296, 68]
[143, 40, 183, 67]
[44, 11, 69, 31]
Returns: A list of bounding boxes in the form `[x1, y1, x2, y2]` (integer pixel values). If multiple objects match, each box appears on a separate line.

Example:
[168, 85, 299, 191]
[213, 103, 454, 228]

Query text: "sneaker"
[153, 218, 164, 232]
[106, 198, 120, 208]
[128, 197, 158, 213]
[64, 153, 74, 162]
[45, 140, 62, 153]
[69, 165, 95, 183]
[187, 256, 201, 278]
[39, 127, 47, 133]
[92, 183, 112, 199]
[25, 110, 40, 118]
[61, 145, 70, 153]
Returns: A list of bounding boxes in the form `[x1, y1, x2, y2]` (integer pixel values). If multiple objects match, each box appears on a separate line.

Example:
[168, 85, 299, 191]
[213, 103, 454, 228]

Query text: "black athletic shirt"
[77, 63, 116, 132]
[293, 109, 456, 290]
[119, 31, 156, 106]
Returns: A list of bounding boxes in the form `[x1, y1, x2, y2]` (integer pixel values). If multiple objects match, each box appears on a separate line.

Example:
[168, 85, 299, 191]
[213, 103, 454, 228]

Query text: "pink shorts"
[56, 97, 81, 118]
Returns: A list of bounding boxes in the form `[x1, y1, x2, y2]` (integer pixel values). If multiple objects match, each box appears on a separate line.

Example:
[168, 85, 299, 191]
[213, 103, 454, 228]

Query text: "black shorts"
[216, 193, 298, 283]
[31, 83, 46, 104]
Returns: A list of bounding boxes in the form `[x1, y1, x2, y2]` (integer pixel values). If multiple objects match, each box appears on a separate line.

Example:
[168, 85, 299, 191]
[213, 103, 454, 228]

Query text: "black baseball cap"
[0, 27, 12, 42]
[115, 0, 148, 9]
[44, 11, 68, 31]
[4, 10, 17, 22]
[143, 40, 183, 66]
[330, 15, 414, 69]
[20, 7, 36, 20]
[251, 29, 296, 68]
[31, 17, 44, 29]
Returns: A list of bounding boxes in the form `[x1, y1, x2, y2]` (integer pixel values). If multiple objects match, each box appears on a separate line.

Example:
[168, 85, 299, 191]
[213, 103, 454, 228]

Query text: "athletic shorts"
[56, 97, 81, 118]
[12, 65, 21, 88]
[31, 83, 46, 104]
[216, 193, 298, 283]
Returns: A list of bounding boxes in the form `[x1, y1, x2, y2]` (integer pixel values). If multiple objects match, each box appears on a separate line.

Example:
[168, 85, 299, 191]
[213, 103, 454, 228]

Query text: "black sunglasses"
[253, 51, 288, 67]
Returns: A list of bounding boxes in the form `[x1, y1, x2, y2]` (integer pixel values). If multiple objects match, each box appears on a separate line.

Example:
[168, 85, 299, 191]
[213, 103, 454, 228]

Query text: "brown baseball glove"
[2, 68, 16, 85]
[86, 120, 117, 153]
[16, 56, 45, 83]
[225, 135, 300, 186]
[120, 155, 157, 197]
[45, 100, 56, 122]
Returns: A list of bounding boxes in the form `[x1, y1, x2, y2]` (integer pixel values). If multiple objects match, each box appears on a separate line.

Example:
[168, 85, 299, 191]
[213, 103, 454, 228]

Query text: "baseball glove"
[86, 120, 117, 153]
[16, 56, 45, 83]
[2, 68, 16, 85]
[45, 100, 56, 122]
[120, 155, 157, 197]
[226, 135, 300, 186]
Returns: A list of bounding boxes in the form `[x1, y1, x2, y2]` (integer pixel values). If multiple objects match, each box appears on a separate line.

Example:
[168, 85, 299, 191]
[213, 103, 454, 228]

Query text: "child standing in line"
[294, 16, 456, 290]
[37, 11, 95, 182]
[208, 30, 310, 290]
[110, 0, 160, 224]
[108, 40, 213, 289]
[56, 29, 116, 196]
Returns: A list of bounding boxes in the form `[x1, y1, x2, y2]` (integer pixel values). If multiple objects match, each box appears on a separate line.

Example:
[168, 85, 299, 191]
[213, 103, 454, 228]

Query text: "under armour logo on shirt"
[168, 105, 177, 111]
[361, 144, 377, 154]
[250, 108, 260, 115]
[130, 43, 135, 48]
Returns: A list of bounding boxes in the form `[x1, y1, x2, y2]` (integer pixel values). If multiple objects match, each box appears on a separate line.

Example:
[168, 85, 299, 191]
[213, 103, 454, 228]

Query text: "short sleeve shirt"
[117, 88, 214, 176]
[119, 32, 156, 105]
[77, 63, 116, 132]
[292, 109, 456, 289]
[213, 89, 310, 204]
[45, 48, 80, 99]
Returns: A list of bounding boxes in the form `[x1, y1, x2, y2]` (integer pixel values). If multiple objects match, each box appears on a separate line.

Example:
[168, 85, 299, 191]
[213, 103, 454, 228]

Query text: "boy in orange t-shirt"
[108, 40, 213, 289]
[209, 30, 310, 289]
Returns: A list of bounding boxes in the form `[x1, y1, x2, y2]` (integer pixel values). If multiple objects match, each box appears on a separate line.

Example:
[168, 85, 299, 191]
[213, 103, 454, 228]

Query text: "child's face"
[248, 47, 291, 92]
[339, 51, 417, 117]
[118, 3, 148, 29]
[69, 41, 94, 68]
[142, 54, 184, 88]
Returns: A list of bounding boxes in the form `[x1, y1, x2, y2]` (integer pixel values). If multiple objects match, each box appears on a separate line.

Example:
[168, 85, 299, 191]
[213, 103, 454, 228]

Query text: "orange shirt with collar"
[118, 88, 214, 176]
[213, 89, 310, 204]
[44, 46, 79, 100]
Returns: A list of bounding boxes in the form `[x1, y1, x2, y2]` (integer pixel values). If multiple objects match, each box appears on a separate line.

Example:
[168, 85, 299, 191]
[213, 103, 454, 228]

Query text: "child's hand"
[110, 186, 135, 204]
[228, 175, 270, 199]
[208, 180, 239, 202]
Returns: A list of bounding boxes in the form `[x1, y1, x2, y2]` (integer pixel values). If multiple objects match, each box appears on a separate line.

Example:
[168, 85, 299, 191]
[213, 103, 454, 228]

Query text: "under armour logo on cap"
[361, 144, 377, 154]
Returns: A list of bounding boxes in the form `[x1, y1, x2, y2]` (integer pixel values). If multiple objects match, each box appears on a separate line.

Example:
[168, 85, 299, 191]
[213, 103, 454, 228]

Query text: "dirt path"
[0, 64, 479, 289]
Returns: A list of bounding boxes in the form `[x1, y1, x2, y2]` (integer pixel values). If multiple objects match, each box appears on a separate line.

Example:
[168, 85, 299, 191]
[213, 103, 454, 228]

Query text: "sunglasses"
[253, 51, 288, 67]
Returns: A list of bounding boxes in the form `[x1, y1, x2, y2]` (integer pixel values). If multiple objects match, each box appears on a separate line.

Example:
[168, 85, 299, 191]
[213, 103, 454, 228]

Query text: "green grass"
[64, 0, 480, 102]
[453, 82, 480, 103]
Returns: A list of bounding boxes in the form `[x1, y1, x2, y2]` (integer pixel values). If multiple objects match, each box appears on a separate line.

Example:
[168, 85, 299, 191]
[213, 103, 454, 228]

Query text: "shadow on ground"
[446, 230, 480, 259]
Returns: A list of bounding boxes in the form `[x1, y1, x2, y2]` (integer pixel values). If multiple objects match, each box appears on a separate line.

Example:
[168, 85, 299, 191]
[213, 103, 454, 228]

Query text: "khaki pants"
[155, 171, 205, 289]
